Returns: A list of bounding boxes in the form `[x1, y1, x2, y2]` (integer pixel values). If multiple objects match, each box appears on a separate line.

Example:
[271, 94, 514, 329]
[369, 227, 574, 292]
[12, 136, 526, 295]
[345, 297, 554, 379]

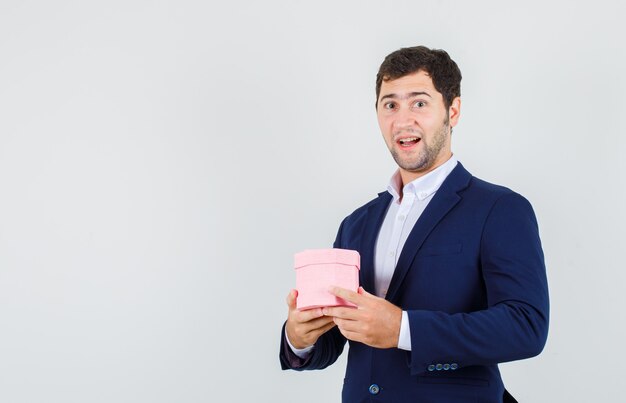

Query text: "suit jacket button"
[427, 364, 435, 372]
[368, 384, 380, 395]
[435, 363, 443, 371]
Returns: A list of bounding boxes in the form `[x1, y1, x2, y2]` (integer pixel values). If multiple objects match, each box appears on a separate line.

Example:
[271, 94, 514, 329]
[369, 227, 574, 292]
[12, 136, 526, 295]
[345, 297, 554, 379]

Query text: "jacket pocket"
[419, 242, 463, 256]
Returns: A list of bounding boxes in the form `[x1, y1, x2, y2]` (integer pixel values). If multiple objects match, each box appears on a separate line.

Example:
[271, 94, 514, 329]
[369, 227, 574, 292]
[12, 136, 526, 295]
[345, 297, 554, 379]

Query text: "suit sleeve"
[279, 218, 349, 371]
[406, 192, 549, 375]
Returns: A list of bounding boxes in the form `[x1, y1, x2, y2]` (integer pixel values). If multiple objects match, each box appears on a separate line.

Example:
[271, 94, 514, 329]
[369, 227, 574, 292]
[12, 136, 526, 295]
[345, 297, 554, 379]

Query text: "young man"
[280, 46, 549, 403]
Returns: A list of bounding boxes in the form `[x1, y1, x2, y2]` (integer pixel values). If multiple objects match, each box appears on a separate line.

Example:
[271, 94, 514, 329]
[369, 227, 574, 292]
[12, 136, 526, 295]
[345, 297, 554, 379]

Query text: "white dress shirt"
[376, 155, 458, 350]
[287, 155, 459, 357]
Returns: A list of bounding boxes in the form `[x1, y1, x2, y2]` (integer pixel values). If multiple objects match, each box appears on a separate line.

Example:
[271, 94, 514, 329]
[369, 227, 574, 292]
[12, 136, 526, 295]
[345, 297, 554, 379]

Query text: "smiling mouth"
[397, 137, 421, 147]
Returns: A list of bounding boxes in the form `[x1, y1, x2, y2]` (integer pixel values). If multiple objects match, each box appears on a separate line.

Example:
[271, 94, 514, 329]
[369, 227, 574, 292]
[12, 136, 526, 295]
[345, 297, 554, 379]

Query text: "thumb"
[286, 289, 298, 309]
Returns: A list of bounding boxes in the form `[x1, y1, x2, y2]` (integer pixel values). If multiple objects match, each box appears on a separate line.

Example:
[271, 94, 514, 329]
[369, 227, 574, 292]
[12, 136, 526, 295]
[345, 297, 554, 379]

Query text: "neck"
[399, 152, 452, 188]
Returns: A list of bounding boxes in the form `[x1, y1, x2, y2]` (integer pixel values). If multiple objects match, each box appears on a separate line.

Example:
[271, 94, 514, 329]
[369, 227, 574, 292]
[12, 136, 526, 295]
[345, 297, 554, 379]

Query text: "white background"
[1, 1, 625, 402]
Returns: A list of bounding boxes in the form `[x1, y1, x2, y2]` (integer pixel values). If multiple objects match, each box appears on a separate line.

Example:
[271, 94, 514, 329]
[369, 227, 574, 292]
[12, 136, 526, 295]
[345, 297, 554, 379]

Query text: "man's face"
[376, 70, 460, 183]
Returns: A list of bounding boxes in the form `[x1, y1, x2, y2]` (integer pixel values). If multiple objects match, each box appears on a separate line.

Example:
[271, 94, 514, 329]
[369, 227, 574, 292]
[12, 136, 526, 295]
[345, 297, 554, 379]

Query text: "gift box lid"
[294, 248, 360, 270]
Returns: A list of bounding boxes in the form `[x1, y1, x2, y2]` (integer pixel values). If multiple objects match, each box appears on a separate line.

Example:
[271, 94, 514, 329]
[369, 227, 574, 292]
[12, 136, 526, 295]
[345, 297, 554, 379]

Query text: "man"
[279, 46, 549, 403]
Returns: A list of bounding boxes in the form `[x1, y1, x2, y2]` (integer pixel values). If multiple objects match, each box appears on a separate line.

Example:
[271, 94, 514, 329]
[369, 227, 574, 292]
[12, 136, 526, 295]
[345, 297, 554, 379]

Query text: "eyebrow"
[379, 91, 432, 103]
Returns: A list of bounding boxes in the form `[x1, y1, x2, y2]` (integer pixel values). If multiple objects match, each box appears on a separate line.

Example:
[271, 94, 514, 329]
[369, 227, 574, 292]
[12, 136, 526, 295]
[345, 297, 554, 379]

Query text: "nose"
[393, 107, 418, 131]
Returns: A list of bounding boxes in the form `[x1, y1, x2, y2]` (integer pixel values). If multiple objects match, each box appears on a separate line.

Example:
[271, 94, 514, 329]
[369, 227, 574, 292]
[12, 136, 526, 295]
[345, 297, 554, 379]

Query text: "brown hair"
[376, 46, 462, 109]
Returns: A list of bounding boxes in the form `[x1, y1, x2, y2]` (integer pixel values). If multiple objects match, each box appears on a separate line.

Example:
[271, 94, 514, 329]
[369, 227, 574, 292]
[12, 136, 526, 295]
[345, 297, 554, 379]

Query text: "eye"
[383, 102, 396, 110]
[413, 100, 426, 108]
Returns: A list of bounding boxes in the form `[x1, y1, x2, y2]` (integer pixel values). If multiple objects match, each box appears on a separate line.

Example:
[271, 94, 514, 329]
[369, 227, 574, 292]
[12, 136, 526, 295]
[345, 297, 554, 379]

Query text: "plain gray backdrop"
[1, 0, 625, 402]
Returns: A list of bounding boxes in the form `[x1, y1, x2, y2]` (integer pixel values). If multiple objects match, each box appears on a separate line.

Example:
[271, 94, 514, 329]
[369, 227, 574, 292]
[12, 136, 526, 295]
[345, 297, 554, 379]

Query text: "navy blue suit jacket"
[280, 163, 549, 403]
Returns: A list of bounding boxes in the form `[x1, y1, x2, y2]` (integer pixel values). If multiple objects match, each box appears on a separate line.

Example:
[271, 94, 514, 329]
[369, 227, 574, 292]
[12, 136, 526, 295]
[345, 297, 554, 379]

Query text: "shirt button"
[398, 215, 405, 221]
[419, 192, 428, 199]
[368, 384, 380, 395]
[389, 251, 395, 257]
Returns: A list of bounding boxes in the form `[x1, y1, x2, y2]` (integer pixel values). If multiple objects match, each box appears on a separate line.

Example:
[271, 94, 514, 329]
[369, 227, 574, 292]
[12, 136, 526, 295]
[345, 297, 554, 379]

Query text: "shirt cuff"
[284, 328, 314, 359]
[397, 310, 412, 351]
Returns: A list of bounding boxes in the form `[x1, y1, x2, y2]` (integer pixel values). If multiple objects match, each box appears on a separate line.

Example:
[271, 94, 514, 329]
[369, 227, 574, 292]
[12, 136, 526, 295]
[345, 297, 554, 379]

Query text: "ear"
[448, 97, 461, 128]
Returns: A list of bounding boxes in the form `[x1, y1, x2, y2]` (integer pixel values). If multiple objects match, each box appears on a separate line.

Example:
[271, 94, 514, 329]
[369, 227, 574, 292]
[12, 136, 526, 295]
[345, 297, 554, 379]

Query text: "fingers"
[285, 286, 386, 349]
[297, 307, 326, 322]
[329, 286, 362, 305]
[330, 286, 379, 308]
[357, 286, 372, 297]
[335, 327, 363, 343]
[286, 290, 325, 321]
[316, 320, 337, 336]
[286, 289, 297, 309]
[332, 316, 361, 332]
[296, 315, 335, 331]
[311, 315, 336, 330]
[286, 288, 337, 348]
[322, 288, 403, 349]
[287, 314, 335, 349]
[322, 306, 358, 319]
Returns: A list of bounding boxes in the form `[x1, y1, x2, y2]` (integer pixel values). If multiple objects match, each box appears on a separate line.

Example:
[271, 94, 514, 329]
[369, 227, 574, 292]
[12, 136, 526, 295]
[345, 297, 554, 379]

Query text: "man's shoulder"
[467, 175, 515, 196]
[450, 162, 518, 196]
[465, 175, 536, 216]
[442, 163, 536, 214]
[342, 191, 391, 222]
[333, 192, 391, 247]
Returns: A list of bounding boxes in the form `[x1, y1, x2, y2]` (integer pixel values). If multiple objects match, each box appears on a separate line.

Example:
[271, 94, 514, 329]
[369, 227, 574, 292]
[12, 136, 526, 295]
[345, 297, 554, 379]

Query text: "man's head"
[375, 46, 462, 184]
[376, 46, 461, 110]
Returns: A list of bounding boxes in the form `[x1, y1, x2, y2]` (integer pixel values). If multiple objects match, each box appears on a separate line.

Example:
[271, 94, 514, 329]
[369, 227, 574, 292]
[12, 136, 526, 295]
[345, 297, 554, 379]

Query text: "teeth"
[399, 137, 418, 144]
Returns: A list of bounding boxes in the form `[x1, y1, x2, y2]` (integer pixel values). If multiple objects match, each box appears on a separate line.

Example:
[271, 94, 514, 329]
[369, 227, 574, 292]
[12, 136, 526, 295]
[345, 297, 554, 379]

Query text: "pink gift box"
[294, 248, 360, 310]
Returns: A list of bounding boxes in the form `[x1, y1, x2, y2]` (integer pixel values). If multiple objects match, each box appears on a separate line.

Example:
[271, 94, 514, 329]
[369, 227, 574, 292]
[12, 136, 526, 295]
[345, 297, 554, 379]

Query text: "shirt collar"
[386, 155, 458, 203]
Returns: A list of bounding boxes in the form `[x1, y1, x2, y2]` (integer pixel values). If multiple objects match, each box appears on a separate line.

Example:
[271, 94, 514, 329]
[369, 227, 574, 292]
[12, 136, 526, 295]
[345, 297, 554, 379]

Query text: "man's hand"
[322, 286, 402, 349]
[285, 289, 336, 349]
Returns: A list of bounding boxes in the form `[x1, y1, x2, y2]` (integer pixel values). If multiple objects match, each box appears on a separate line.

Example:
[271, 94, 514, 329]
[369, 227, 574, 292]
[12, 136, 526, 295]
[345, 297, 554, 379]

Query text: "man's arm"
[284, 290, 335, 349]
[403, 192, 549, 374]
[279, 321, 347, 371]
[279, 219, 350, 370]
[323, 287, 402, 349]
[323, 193, 549, 374]
[279, 290, 348, 371]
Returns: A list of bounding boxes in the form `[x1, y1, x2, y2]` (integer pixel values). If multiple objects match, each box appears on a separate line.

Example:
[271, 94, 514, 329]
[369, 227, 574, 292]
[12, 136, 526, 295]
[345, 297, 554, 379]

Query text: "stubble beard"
[390, 116, 450, 174]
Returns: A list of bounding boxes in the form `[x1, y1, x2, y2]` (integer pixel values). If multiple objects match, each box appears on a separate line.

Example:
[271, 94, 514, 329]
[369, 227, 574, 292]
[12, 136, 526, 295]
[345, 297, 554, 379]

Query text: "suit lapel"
[359, 191, 392, 294]
[385, 163, 472, 302]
